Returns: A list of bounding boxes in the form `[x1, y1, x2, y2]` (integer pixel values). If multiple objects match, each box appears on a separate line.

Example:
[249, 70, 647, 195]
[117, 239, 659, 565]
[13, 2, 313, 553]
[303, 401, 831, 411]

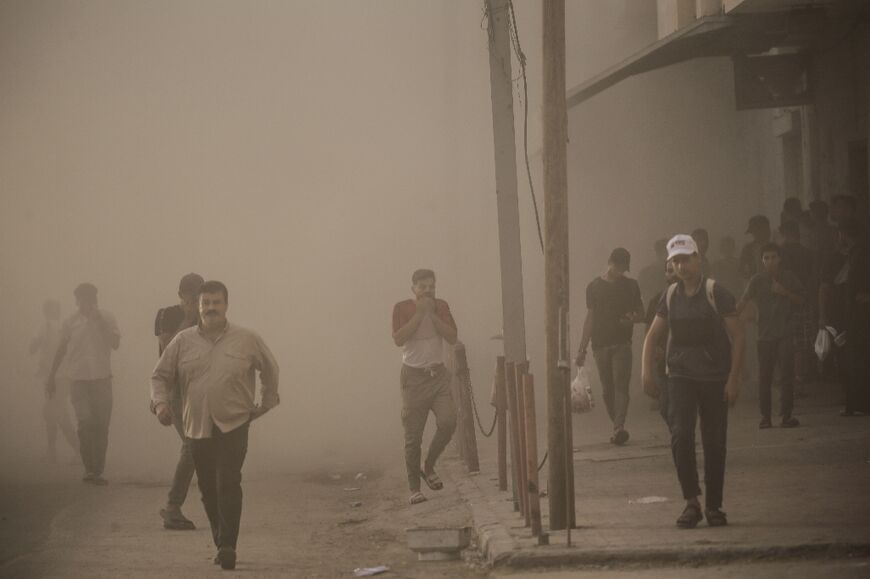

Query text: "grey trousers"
[400, 365, 457, 493]
[70, 378, 113, 476]
[593, 344, 632, 430]
[167, 396, 195, 508]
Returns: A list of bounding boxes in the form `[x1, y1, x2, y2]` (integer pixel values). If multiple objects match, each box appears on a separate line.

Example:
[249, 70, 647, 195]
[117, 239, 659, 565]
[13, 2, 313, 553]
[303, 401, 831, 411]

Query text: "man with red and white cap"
[642, 235, 744, 529]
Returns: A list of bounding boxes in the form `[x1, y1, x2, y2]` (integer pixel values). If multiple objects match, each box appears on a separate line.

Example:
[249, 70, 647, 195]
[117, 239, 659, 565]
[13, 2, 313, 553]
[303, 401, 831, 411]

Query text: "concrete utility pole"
[485, 0, 528, 365]
[543, 0, 574, 531]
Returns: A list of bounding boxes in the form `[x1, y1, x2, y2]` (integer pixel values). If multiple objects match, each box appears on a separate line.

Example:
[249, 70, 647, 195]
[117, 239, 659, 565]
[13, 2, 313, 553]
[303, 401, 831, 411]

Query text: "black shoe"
[781, 416, 800, 428]
[759, 417, 772, 429]
[612, 429, 629, 446]
[676, 504, 703, 529]
[160, 507, 196, 530]
[217, 546, 236, 570]
[705, 508, 728, 527]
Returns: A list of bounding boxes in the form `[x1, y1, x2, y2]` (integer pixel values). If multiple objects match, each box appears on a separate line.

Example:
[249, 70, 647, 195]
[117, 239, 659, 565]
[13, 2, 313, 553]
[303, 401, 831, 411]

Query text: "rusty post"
[523, 373, 542, 537]
[454, 343, 480, 473]
[505, 361, 522, 513]
[495, 356, 508, 491]
[515, 361, 530, 527]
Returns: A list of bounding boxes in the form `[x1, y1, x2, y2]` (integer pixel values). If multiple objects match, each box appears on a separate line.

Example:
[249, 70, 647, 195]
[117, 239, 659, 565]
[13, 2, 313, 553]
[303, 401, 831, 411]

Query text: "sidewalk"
[447, 381, 870, 569]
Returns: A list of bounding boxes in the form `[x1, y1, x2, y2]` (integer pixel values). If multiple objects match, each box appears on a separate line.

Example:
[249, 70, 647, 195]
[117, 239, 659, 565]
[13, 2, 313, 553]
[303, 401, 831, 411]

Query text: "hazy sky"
[0, 1, 770, 476]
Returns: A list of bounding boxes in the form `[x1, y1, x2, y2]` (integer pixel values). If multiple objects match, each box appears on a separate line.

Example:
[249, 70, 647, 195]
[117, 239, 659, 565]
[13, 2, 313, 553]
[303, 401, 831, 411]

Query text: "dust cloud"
[0, 0, 761, 482]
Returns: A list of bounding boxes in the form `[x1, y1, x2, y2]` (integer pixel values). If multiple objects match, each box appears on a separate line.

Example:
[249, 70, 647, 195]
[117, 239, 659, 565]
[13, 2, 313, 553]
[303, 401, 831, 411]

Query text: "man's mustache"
[204, 311, 220, 316]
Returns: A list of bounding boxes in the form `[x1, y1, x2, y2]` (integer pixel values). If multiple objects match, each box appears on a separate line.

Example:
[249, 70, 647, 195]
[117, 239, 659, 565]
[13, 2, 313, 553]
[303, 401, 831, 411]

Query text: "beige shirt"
[150, 322, 280, 439]
[60, 310, 120, 381]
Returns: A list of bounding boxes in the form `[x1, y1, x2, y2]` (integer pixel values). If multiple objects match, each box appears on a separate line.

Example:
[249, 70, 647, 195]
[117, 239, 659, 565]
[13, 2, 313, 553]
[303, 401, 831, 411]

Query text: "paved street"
[2, 379, 868, 578]
[451, 377, 870, 573]
[0, 458, 486, 579]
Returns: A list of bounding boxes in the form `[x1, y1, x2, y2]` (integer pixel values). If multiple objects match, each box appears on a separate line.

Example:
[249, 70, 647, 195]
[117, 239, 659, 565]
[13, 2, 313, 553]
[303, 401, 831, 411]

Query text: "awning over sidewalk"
[567, 10, 823, 108]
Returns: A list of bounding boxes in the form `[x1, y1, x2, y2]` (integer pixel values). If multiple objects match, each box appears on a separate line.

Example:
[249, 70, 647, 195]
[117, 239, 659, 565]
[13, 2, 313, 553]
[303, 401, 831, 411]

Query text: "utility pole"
[485, 0, 528, 366]
[543, 0, 574, 531]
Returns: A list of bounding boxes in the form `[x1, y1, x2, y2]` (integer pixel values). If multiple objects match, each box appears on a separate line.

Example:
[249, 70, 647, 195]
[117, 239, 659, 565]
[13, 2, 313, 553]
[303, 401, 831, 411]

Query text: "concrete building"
[569, 0, 870, 223]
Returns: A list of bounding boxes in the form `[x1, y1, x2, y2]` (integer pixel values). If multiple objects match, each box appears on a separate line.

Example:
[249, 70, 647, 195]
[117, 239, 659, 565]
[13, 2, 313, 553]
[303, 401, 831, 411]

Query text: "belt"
[404, 363, 445, 377]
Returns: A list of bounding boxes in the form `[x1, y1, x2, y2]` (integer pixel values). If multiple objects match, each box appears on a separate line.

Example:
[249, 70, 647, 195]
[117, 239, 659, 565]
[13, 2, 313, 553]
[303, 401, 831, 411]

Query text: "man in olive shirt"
[151, 280, 279, 570]
[737, 243, 805, 428]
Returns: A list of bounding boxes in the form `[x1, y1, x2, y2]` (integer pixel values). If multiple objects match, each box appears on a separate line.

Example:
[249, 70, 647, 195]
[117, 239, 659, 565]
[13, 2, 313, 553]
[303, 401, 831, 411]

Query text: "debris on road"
[353, 566, 389, 577]
[343, 487, 361, 492]
[355, 472, 367, 481]
[350, 501, 363, 507]
[628, 496, 668, 504]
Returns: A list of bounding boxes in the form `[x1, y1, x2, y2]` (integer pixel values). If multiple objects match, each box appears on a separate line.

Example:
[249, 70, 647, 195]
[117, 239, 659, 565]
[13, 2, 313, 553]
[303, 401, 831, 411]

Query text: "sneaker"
[91, 476, 109, 486]
[612, 429, 630, 446]
[676, 503, 703, 529]
[781, 416, 800, 428]
[160, 507, 196, 530]
[759, 417, 772, 429]
[82, 472, 96, 483]
[217, 546, 236, 570]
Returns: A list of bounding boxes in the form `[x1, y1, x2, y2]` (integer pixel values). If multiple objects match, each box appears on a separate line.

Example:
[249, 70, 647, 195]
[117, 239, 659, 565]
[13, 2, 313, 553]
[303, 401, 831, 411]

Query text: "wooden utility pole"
[543, 0, 574, 531]
[485, 0, 528, 366]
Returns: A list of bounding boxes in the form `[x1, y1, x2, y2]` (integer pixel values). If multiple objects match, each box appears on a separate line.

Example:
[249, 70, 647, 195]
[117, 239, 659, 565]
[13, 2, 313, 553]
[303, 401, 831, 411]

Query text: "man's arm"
[251, 334, 280, 420]
[92, 310, 120, 350]
[772, 273, 805, 306]
[641, 315, 668, 398]
[575, 309, 594, 366]
[150, 338, 180, 425]
[722, 315, 745, 406]
[392, 300, 429, 346]
[819, 282, 833, 326]
[45, 335, 70, 398]
[431, 302, 458, 345]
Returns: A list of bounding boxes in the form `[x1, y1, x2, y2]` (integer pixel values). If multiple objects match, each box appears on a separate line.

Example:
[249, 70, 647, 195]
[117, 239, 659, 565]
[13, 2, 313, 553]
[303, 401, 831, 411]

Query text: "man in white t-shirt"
[392, 269, 458, 505]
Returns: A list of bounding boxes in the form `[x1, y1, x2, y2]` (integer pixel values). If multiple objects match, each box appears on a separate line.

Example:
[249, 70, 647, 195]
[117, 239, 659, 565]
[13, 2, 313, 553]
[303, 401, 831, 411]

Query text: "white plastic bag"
[571, 366, 594, 413]
[815, 326, 835, 362]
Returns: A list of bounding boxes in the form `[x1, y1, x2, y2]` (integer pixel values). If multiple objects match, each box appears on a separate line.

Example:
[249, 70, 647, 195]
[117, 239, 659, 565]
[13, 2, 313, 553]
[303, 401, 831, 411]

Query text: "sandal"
[420, 469, 444, 491]
[408, 491, 427, 505]
[676, 503, 703, 529]
[705, 508, 728, 527]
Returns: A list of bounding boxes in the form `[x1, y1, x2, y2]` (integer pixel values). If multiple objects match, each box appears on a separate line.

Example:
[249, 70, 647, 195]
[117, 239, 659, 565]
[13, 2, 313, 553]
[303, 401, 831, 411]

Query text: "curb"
[447, 465, 870, 569]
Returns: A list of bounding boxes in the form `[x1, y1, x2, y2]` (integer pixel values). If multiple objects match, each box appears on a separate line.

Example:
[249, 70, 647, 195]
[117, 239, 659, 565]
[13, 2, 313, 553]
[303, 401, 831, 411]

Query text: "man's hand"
[416, 296, 435, 315]
[723, 377, 740, 406]
[45, 375, 56, 399]
[575, 349, 587, 367]
[642, 372, 659, 399]
[155, 402, 173, 426]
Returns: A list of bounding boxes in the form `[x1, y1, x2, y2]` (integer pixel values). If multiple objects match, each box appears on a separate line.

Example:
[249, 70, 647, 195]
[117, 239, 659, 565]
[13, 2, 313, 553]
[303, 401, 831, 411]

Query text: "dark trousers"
[191, 422, 249, 549]
[844, 331, 870, 413]
[400, 365, 457, 493]
[669, 378, 728, 510]
[758, 337, 795, 419]
[167, 396, 195, 508]
[592, 343, 632, 430]
[70, 378, 113, 476]
[654, 366, 671, 430]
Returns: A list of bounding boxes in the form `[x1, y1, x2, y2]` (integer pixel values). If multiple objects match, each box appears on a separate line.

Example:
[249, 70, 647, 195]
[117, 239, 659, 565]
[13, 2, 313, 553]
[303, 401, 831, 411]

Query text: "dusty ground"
[0, 456, 488, 578]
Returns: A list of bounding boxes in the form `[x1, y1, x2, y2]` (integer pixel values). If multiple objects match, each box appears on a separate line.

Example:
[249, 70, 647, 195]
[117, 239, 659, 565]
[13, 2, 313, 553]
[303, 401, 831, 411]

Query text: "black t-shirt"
[586, 276, 643, 349]
[656, 279, 737, 382]
[780, 241, 816, 293]
[821, 244, 870, 333]
[154, 305, 186, 356]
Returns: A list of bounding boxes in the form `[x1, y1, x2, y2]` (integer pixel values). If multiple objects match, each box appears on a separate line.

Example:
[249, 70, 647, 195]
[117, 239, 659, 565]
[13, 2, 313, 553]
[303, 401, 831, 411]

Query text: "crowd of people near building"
[575, 193, 869, 529]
